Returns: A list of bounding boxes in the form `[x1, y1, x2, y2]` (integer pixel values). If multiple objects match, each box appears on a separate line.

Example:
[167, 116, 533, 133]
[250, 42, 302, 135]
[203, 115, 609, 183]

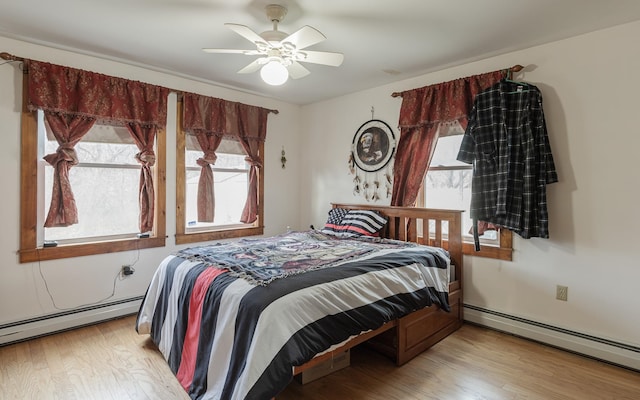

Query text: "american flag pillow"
[322, 208, 387, 237]
[321, 208, 350, 235]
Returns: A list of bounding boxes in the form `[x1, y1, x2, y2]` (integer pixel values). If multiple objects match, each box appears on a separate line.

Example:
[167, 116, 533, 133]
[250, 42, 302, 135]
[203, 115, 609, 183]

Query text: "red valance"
[182, 92, 273, 142]
[395, 70, 505, 131]
[27, 60, 169, 128]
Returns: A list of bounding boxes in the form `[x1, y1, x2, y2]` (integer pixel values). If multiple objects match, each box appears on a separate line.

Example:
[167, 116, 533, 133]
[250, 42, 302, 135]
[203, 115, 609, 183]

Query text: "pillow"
[321, 208, 350, 236]
[322, 208, 387, 238]
[341, 209, 387, 236]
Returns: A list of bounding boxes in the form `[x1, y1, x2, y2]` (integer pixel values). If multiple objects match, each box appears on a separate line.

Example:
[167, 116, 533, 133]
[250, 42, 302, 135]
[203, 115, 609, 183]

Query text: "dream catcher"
[348, 114, 396, 201]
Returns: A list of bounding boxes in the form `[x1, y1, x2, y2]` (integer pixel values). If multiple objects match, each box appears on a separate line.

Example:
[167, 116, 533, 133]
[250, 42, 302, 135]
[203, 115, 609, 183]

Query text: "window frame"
[18, 77, 166, 263]
[175, 100, 264, 245]
[419, 135, 513, 261]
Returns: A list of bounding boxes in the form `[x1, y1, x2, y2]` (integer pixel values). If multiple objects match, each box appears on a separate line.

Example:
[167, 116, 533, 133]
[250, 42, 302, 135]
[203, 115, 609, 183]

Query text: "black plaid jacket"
[457, 79, 558, 242]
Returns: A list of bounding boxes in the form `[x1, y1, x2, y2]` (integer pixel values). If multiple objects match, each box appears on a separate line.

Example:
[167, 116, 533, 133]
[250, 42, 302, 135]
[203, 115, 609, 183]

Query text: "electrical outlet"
[556, 285, 568, 301]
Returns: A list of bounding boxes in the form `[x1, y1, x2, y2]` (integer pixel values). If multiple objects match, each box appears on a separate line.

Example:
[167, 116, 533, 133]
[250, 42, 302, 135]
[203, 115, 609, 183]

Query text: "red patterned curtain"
[391, 70, 505, 206]
[182, 93, 273, 225]
[126, 123, 158, 233]
[182, 95, 224, 222]
[232, 103, 270, 224]
[42, 114, 96, 227]
[27, 60, 169, 231]
[195, 132, 223, 222]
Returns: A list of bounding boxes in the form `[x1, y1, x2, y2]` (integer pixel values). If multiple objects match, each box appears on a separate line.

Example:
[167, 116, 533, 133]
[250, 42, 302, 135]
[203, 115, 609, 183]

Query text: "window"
[175, 101, 264, 245]
[19, 114, 166, 263]
[184, 139, 250, 231]
[42, 117, 142, 242]
[419, 125, 512, 260]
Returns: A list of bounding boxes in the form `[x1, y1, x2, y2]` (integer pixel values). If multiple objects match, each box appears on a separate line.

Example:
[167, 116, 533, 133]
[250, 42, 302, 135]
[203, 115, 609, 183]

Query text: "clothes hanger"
[503, 67, 530, 84]
[502, 66, 532, 93]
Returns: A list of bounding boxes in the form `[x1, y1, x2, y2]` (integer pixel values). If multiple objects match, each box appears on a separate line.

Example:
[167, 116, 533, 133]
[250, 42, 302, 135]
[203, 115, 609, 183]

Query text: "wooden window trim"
[18, 76, 166, 263]
[174, 100, 264, 245]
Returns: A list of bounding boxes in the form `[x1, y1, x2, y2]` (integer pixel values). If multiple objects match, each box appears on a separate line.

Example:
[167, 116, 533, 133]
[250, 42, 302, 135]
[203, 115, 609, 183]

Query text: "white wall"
[0, 36, 302, 332]
[301, 21, 640, 349]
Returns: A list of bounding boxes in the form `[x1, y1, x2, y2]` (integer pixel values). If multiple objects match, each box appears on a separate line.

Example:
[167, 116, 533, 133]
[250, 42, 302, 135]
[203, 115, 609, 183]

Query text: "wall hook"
[280, 146, 287, 169]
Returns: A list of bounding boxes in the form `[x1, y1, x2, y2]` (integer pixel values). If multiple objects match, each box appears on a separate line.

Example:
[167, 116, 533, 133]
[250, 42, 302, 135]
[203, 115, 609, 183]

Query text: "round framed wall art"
[351, 119, 396, 173]
[348, 119, 396, 201]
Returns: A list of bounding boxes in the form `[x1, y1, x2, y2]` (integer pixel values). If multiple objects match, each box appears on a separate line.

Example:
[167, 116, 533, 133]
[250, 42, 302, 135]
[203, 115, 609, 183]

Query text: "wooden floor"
[1, 316, 638, 400]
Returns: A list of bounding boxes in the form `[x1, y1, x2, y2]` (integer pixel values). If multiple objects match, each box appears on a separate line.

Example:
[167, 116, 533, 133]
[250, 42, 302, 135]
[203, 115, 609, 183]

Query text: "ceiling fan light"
[260, 60, 289, 85]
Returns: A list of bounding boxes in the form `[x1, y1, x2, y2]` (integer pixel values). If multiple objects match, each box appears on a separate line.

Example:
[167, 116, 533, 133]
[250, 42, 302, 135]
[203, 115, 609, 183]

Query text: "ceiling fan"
[202, 4, 344, 85]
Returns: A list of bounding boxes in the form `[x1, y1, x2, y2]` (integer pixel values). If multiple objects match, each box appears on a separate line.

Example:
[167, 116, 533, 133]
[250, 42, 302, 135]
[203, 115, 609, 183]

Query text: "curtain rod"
[1, 52, 24, 62]
[0, 51, 279, 114]
[390, 64, 525, 98]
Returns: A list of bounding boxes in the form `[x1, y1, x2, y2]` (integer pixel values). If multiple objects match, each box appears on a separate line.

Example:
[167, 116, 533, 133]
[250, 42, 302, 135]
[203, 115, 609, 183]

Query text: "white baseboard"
[464, 305, 640, 371]
[0, 297, 142, 346]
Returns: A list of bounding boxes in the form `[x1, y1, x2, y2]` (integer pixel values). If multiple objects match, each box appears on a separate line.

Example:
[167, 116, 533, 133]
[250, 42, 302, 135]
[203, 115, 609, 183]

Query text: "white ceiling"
[2, 0, 640, 105]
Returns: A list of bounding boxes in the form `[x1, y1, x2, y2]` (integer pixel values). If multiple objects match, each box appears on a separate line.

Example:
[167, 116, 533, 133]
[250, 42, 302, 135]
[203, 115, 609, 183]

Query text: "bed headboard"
[331, 203, 464, 293]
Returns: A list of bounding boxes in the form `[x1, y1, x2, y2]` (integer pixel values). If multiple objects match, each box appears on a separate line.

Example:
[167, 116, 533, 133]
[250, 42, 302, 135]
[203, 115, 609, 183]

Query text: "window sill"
[421, 228, 512, 261]
[462, 242, 512, 261]
[19, 237, 166, 263]
[462, 228, 513, 260]
[175, 226, 264, 245]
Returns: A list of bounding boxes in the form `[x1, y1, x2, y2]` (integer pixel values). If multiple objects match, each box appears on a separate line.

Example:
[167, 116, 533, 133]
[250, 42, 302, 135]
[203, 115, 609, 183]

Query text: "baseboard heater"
[464, 304, 640, 372]
[0, 296, 143, 346]
[2, 299, 639, 372]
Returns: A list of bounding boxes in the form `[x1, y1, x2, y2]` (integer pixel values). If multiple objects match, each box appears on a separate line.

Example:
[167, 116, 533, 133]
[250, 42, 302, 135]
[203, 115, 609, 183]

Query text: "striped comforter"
[136, 232, 450, 400]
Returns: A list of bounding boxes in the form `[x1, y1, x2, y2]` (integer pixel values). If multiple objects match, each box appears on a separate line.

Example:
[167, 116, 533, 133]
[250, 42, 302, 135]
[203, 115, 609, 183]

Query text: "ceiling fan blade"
[296, 50, 344, 67]
[286, 61, 310, 79]
[225, 23, 267, 46]
[281, 25, 326, 50]
[237, 59, 265, 74]
[202, 48, 261, 56]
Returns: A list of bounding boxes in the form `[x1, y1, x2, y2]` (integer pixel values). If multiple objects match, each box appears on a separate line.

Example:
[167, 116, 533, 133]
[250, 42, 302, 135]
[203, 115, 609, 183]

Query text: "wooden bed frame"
[292, 203, 464, 376]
